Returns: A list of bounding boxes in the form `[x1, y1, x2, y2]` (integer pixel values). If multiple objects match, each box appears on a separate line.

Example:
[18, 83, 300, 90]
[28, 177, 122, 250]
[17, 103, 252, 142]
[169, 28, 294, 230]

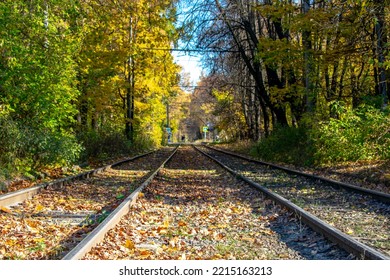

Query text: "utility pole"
[163, 97, 171, 143]
[166, 102, 170, 128]
[126, 16, 135, 141]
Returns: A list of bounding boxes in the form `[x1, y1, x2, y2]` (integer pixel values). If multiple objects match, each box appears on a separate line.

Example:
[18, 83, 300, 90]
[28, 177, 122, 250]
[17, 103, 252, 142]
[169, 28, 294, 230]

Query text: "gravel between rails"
[0, 148, 174, 260]
[83, 146, 354, 260]
[198, 146, 390, 258]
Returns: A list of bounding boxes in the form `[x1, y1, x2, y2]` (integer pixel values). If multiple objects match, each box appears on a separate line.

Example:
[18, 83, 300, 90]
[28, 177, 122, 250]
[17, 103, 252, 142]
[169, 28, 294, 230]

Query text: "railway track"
[197, 145, 390, 260]
[0, 147, 177, 259]
[1, 145, 388, 260]
[75, 146, 365, 260]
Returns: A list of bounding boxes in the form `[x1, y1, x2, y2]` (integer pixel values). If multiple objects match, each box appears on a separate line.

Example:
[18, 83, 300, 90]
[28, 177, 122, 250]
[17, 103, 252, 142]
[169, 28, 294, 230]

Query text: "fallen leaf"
[169, 237, 178, 247]
[35, 204, 45, 212]
[139, 250, 152, 259]
[26, 220, 38, 228]
[241, 237, 255, 242]
[213, 232, 224, 240]
[0, 206, 12, 214]
[125, 239, 135, 250]
[177, 220, 187, 227]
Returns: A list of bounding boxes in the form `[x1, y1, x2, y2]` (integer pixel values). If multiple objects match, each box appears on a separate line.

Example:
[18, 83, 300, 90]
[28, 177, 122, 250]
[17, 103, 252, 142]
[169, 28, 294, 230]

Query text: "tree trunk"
[302, 0, 315, 112]
[374, 0, 388, 108]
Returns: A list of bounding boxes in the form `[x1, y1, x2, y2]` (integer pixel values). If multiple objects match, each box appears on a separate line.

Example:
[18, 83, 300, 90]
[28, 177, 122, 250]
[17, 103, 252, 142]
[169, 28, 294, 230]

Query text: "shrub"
[251, 125, 314, 166]
[0, 115, 22, 173]
[22, 129, 82, 168]
[312, 105, 389, 163]
[0, 114, 82, 177]
[251, 105, 389, 166]
[77, 130, 133, 162]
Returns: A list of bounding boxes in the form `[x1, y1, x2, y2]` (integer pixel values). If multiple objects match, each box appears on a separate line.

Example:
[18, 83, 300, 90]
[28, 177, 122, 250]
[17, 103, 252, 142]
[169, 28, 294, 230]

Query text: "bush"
[22, 129, 82, 168]
[251, 125, 314, 166]
[0, 115, 22, 173]
[0, 114, 82, 177]
[312, 105, 389, 163]
[77, 130, 133, 162]
[251, 105, 389, 166]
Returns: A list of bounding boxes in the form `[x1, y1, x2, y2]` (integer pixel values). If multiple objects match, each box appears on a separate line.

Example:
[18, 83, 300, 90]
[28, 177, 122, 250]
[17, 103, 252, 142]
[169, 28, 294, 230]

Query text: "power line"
[140, 47, 239, 53]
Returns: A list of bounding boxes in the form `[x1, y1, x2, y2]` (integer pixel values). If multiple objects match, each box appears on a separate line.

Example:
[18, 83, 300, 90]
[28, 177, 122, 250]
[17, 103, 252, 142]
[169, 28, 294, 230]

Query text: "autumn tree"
[182, 0, 389, 143]
[76, 0, 181, 147]
[0, 0, 83, 171]
[1, 0, 182, 176]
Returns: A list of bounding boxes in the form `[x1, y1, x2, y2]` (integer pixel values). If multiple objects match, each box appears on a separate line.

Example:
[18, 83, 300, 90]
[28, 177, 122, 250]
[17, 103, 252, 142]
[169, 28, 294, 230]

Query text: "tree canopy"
[1, 0, 389, 179]
[0, 0, 183, 178]
[184, 0, 389, 141]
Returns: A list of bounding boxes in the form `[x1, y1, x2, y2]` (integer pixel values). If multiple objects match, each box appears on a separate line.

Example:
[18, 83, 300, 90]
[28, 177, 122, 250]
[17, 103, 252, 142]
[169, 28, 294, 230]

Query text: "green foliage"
[77, 130, 132, 162]
[313, 106, 390, 163]
[252, 106, 389, 166]
[251, 126, 314, 166]
[0, 1, 82, 176]
[0, 1, 80, 131]
[212, 89, 247, 140]
[0, 114, 22, 178]
[21, 128, 82, 169]
[1, 0, 180, 179]
[0, 114, 82, 178]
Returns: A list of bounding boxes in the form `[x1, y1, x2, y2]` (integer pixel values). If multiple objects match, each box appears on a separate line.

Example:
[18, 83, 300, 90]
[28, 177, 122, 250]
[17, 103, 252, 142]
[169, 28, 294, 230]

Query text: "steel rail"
[203, 145, 390, 204]
[0, 151, 156, 208]
[62, 145, 179, 260]
[194, 145, 390, 260]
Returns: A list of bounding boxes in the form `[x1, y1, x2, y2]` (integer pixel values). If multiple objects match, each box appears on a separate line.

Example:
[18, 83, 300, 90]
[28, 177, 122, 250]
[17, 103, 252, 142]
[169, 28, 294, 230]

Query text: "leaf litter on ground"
[0, 148, 174, 259]
[84, 146, 354, 260]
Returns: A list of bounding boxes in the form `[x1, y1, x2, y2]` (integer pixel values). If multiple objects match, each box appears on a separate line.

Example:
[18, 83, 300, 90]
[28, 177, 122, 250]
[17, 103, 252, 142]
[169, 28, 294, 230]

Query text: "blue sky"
[174, 53, 202, 86]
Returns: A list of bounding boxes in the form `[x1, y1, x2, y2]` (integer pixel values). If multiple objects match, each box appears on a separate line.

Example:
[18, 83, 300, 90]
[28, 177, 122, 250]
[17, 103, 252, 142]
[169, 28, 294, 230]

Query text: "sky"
[174, 52, 203, 88]
[173, 2, 204, 89]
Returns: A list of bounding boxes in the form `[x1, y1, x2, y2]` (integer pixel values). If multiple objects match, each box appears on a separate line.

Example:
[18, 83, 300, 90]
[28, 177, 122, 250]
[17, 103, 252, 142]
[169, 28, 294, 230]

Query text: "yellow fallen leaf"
[26, 220, 38, 228]
[157, 227, 167, 234]
[163, 218, 169, 228]
[34, 238, 45, 244]
[6, 239, 16, 246]
[0, 206, 12, 214]
[138, 192, 145, 198]
[125, 239, 135, 250]
[241, 237, 255, 242]
[260, 229, 273, 235]
[211, 253, 223, 260]
[217, 223, 228, 229]
[35, 204, 45, 212]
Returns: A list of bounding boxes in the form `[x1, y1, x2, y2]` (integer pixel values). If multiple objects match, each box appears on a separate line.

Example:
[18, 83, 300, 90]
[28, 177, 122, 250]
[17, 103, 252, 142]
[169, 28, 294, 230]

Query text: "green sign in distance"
[203, 126, 208, 132]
